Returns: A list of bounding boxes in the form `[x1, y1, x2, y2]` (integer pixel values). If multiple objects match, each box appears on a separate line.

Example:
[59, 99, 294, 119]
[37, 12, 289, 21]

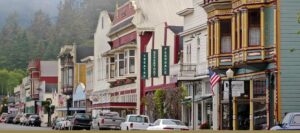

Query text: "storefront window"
[253, 79, 267, 130]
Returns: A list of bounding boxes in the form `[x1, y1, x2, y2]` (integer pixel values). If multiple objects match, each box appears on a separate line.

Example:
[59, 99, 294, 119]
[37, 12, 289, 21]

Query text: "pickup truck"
[120, 115, 150, 130]
[271, 112, 300, 130]
[91, 112, 125, 130]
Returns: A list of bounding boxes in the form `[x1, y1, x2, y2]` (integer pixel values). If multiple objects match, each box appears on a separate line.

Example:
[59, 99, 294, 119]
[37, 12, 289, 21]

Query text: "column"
[249, 79, 254, 130]
[260, 7, 265, 60]
[242, 9, 248, 61]
[194, 103, 198, 130]
[208, 21, 211, 57]
[233, 97, 238, 130]
[211, 21, 215, 56]
[212, 84, 219, 130]
[215, 19, 220, 66]
[232, 14, 236, 65]
[237, 12, 241, 49]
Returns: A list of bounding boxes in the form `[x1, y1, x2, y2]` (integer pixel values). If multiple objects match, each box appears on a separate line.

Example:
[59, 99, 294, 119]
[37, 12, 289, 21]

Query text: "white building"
[91, 10, 114, 116]
[177, 0, 211, 130]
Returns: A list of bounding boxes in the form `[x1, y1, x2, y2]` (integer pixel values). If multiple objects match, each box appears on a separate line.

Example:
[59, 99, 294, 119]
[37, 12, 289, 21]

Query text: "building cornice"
[179, 23, 207, 36]
[177, 8, 194, 16]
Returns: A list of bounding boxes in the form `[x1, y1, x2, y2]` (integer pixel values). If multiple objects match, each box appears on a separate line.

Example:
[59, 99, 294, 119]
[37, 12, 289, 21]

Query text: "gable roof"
[76, 46, 94, 63]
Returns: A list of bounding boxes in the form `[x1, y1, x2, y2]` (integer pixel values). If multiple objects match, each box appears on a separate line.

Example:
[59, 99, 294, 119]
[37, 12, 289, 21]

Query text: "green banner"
[141, 52, 148, 79]
[162, 46, 170, 76]
[151, 49, 158, 77]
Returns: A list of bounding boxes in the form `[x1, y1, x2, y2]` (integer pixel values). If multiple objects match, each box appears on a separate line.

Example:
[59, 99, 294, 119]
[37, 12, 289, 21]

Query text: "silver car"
[271, 112, 300, 130]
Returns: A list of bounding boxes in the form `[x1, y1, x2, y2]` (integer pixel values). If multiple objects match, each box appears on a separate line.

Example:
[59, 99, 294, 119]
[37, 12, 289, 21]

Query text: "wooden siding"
[279, 0, 300, 117]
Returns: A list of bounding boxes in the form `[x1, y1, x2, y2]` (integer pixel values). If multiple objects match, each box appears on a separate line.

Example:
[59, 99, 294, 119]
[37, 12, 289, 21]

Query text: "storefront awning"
[194, 95, 212, 102]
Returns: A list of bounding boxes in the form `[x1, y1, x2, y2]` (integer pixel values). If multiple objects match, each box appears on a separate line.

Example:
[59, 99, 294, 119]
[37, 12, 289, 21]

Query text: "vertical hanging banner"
[151, 49, 158, 77]
[141, 52, 148, 79]
[162, 46, 170, 76]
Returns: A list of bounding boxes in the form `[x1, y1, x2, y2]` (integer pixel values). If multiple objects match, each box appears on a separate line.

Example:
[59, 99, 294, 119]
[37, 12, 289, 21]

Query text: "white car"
[120, 115, 150, 130]
[60, 116, 73, 130]
[147, 119, 189, 131]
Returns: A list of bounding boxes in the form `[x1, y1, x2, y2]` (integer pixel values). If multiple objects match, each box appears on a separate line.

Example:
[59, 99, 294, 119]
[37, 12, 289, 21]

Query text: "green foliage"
[0, 69, 25, 96]
[154, 89, 166, 118]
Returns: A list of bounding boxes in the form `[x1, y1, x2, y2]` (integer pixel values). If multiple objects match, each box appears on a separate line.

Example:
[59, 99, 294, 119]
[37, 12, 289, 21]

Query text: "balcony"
[208, 54, 233, 68]
[62, 85, 73, 95]
[202, 0, 232, 13]
[232, 0, 274, 9]
[171, 63, 209, 81]
[233, 46, 276, 65]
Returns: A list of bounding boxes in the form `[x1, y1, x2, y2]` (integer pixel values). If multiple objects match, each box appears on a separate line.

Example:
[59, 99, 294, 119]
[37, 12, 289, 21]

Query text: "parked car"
[120, 115, 150, 130]
[52, 117, 65, 130]
[70, 113, 92, 130]
[20, 113, 33, 125]
[59, 116, 74, 130]
[91, 111, 125, 130]
[27, 115, 41, 127]
[271, 112, 300, 130]
[147, 119, 189, 131]
[0, 113, 8, 123]
[13, 114, 23, 124]
[5, 114, 16, 124]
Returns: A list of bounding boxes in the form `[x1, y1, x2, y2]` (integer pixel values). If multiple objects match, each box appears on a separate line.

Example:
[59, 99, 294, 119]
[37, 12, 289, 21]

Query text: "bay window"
[220, 20, 232, 54]
[125, 51, 128, 74]
[248, 9, 261, 46]
[129, 50, 135, 73]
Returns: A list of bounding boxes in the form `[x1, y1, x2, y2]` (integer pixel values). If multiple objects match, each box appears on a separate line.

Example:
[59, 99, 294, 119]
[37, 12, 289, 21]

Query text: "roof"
[108, 12, 115, 21]
[76, 46, 94, 63]
[108, 17, 134, 36]
[169, 26, 184, 34]
[40, 61, 58, 77]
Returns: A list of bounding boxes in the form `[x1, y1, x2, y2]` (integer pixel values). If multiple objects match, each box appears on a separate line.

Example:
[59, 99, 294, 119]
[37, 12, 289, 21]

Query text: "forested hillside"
[0, 0, 127, 96]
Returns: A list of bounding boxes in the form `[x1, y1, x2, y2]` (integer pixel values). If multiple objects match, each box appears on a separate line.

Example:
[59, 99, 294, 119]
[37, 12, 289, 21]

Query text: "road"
[0, 123, 51, 130]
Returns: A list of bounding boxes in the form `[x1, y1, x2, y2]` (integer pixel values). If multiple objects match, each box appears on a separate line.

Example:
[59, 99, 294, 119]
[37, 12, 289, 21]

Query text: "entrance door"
[237, 101, 250, 130]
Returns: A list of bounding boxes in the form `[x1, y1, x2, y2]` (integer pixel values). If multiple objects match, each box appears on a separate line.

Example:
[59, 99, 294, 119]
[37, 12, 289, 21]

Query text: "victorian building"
[57, 45, 93, 116]
[201, 0, 283, 130]
[177, 0, 211, 130]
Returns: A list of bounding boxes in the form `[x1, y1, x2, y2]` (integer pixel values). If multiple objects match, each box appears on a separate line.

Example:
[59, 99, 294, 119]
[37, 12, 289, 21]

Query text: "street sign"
[151, 49, 158, 77]
[141, 52, 148, 79]
[162, 46, 169, 76]
[223, 81, 245, 97]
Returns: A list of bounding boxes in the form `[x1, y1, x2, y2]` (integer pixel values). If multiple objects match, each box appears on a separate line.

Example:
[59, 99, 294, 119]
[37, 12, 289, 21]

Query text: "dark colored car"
[5, 114, 16, 124]
[70, 113, 92, 130]
[28, 115, 41, 127]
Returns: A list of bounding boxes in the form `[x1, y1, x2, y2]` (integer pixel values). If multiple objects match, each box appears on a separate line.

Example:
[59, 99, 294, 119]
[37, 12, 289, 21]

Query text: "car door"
[287, 114, 300, 130]
[141, 116, 149, 130]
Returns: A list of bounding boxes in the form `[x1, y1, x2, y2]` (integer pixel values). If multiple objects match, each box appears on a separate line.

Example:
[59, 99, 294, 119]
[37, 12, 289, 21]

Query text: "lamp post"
[226, 68, 234, 130]
[66, 95, 70, 116]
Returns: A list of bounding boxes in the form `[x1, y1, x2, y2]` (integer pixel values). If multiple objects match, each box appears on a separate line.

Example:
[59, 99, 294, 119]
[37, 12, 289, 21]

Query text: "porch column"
[233, 97, 238, 130]
[260, 6, 265, 60]
[249, 79, 254, 130]
[194, 103, 198, 130]
[212, 84, 220, 130]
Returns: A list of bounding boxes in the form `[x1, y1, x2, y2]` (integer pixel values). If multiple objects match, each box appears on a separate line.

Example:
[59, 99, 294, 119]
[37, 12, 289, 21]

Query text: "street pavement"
[0, 123, 51, 130]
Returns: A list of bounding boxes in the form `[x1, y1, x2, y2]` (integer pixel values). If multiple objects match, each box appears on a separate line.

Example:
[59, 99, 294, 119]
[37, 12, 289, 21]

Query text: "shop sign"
[162, 46, 170, 76]
[141, 52, 148, 79]
[151, 49, 158, 77]
[224, 81, 245, 97]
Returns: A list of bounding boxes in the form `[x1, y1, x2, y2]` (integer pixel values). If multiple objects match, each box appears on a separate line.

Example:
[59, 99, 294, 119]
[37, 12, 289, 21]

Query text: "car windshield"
[76, 114, 91, 119]
[162, 119, 185, 126]
[282, 113, 292, 125]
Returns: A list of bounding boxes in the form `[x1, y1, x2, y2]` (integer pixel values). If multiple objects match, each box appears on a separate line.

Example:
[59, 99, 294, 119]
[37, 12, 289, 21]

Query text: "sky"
[0, 0, 61, 27]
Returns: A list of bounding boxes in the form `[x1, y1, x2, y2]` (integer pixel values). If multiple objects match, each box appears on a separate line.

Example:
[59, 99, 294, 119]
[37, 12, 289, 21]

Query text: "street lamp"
[66, 95, 70, 116]
[226, 68, 234, 130]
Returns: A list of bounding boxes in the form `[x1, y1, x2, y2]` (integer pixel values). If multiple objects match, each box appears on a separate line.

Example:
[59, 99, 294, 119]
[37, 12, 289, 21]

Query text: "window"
[197, 36, 201, 64]
[186, 44, 191, 63]
[119, 53, 125, 76]
[292, 115, 300, 125]
[248, 9, 261, 46]
[106, 58, 109, 79]
[110, 57, 115, 78]
[220, 20, 232, 53]
[125, 51, 128, 74]
[153, 120, 160, 126]
[129, 50, 135, 73]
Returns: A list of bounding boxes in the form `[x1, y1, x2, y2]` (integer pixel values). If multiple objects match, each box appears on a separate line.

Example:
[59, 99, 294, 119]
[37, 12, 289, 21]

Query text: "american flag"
[209, 68, 221, 95]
